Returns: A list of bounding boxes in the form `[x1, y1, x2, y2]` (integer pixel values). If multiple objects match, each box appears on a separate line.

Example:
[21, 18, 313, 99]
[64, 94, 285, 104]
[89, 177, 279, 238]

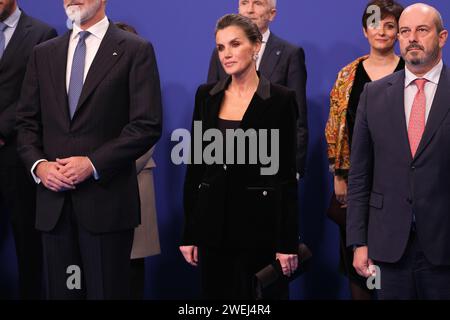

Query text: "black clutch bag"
[253, 242, 312, 300]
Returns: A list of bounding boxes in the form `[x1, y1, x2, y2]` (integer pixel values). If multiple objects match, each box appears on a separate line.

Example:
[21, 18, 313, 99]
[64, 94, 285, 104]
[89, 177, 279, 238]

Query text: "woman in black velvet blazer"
[179, 14, 299, 300]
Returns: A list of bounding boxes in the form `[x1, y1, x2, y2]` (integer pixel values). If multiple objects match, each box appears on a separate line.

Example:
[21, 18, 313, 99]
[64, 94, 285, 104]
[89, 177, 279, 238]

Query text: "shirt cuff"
[88, 158, 100, 180]
[31, 159, 48, 184]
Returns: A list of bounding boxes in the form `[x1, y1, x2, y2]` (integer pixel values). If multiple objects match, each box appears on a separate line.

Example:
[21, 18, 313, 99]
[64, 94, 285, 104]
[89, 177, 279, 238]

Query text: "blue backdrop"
[1, 0, 449, 299]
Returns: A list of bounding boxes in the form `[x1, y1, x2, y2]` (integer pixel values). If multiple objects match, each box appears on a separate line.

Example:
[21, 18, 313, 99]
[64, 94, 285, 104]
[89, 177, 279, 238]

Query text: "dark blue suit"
[347, 66, 450, 299]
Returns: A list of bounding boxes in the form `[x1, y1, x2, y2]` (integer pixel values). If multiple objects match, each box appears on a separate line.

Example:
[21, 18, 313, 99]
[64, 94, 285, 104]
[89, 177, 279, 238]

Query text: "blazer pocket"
[369, 192, 383, 209]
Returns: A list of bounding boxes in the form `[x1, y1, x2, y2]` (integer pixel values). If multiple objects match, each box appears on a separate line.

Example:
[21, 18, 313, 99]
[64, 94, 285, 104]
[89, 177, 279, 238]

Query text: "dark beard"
[0, 2, 15, 22]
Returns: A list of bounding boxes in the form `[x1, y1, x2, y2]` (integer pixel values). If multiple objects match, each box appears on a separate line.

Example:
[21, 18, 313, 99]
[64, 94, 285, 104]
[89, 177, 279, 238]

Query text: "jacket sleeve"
[286, 47, 308, 178]
[277, 91, 300, 254]
[346, 84, 373, 247]
[182, 86, 208, 245]
[16, 47, 47, 171]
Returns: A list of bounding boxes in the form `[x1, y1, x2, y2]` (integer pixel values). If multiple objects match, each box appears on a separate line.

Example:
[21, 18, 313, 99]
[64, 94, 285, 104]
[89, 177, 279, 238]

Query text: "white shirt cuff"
[31, 159, 48, 184]
[88, 158, 100, 180]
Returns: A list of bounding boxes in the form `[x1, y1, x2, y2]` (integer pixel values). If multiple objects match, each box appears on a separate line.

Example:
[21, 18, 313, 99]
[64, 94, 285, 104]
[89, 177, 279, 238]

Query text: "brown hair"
[362, 0, 404, 30]
[215, 14, 262, 44]
[115, 22, 138, 35]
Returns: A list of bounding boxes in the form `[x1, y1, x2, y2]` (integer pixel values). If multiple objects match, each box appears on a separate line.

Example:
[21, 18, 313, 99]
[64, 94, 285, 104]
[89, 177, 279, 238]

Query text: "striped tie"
[68, 31, 90, 119]
[408, 78, 428, 157]
[0, 21, 7, 60]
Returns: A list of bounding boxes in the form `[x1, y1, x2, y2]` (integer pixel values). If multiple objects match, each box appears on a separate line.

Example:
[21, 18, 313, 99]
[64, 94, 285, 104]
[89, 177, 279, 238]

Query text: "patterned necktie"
[408, 78, 428, 157]
[0, 21, 8, 60]
[68, 31, 90, 119]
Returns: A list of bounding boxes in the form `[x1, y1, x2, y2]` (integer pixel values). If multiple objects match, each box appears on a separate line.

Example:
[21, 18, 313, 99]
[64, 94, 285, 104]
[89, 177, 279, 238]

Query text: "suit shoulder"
[366, 70, 404, 91]
[272, 34, 304, 53]
[196, 83, 216, 98]
[270, 82, 296, 99]
[117, 28, 154, 48]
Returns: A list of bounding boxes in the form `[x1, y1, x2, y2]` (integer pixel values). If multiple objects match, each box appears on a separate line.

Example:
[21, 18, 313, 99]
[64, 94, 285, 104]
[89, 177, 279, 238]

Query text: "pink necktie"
[408, 79, 427, 157]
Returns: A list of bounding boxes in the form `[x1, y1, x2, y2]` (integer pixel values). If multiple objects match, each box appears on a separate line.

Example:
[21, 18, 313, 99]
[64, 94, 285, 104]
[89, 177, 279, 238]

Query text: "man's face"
[0, 0, 16, 22]
[398, 7, 448, 69]
[238, 0, 276, 34]
[64, 0, 102, 25]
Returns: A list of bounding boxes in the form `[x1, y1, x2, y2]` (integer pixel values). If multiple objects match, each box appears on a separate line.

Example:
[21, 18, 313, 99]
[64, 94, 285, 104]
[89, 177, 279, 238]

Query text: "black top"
[217, 118, 241, 135]
[346, 58, 405, 145]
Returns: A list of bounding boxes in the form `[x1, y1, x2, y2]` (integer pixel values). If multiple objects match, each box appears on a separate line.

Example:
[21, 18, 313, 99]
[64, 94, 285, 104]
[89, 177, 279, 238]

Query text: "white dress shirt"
[31, 16, 110, 184]
[404, 60, 443, 125]
[2, 6, 21, 49]
[256, 29, 270, 71]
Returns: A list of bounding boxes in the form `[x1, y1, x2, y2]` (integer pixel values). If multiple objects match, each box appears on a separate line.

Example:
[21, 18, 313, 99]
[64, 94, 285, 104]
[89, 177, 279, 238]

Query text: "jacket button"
[223, 165, 227, 170]
[198, 184, 202, 189]
[263, 191, 268, 196]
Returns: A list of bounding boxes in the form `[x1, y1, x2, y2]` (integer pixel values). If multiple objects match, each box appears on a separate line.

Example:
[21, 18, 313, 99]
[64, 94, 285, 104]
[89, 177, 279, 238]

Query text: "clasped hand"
[36, 157, 94, 192]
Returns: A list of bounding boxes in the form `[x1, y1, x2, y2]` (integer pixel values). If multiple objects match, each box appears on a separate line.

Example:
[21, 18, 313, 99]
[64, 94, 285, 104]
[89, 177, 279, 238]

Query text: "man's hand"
[334, 175, 348, 207]
[353, 246, 375, 278]
[56, 157, 94, 185]
[276, 253, 298, 277]
[179, 245, 198, 267]
[35, 161, 75, 192]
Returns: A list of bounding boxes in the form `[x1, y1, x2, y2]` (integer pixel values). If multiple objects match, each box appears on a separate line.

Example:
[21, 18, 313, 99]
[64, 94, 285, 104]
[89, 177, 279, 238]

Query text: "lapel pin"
[276, 50, 281, 56]
[113, 52, 118, 56]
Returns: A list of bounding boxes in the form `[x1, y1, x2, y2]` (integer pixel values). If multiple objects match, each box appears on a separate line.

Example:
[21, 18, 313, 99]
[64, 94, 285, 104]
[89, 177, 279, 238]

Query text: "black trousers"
[42, 196, 134, 300]
[376, 231, 450, 300]
[199, 246, 288, 300]
[0, 166, 42, 300]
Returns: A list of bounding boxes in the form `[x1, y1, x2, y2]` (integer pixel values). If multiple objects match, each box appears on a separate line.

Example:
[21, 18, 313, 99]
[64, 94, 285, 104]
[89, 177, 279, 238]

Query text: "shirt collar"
[262, 29, 270, 44]
[71, 15, 109, 41]
[3, 6, 21, 28]
[405, 59, 443, 88]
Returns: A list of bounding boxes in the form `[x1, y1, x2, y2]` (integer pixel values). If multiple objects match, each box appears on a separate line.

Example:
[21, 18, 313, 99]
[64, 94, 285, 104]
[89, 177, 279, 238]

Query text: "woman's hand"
[334, 175, 348, 207]
[179, 245, 198, 267]
[276, 253, 298, 277]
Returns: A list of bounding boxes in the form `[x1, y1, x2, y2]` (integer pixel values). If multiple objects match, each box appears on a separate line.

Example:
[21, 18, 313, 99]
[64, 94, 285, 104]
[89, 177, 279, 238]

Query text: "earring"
[253, 53, 259, 61]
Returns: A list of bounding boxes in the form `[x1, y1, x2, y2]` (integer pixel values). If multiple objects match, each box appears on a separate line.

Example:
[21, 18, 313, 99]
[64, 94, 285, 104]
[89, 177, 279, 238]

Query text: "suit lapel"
[206, 75, 272, 130]
[73, 23, 124, 119]
[386, 71, 413, 161]
[49, 31, 71, 125]
[0, 12, 31, 69]
[259, 33, 282, 80]
[414, 67, 450, 160]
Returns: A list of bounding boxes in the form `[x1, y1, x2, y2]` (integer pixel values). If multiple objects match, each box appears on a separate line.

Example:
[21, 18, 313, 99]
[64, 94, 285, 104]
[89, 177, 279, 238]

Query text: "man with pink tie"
[347, 3, 450, 299]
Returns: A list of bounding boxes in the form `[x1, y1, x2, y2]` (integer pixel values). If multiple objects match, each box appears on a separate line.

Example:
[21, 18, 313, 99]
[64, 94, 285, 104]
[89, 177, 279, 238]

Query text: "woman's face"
[364, 15, 399, 53]
[216, 25, 261, 77]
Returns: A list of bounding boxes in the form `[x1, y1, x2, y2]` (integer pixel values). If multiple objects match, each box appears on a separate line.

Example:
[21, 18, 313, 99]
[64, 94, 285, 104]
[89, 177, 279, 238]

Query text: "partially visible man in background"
[0, 0, 57, 299]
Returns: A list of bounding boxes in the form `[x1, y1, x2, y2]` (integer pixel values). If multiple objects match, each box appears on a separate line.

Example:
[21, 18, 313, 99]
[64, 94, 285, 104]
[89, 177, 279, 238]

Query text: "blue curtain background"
[1, 0, 449, 299]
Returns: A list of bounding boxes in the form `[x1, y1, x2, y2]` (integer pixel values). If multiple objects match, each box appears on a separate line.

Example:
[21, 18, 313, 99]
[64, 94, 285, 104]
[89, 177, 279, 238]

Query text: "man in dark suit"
[207, 0, 308, 177]
[16, 0, 162, 299]
[347, 3, 450, 299]
[0, 0, 57, 299]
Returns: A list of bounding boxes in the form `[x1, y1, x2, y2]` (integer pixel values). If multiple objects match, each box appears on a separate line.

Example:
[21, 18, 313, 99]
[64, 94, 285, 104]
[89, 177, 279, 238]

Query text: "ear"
[254, 41, 262, 54]
[269, 8, 277, 22]
[363, 27, 369, 39]
[439, 29, 449, 49]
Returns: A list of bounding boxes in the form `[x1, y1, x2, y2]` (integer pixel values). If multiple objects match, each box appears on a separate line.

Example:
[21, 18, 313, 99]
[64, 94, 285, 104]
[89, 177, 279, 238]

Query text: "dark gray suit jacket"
[16, 23, 162, 233]
[0, 11, 57, 167]
[347, 66, 450, 266]
[207, 32, 308, 177]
